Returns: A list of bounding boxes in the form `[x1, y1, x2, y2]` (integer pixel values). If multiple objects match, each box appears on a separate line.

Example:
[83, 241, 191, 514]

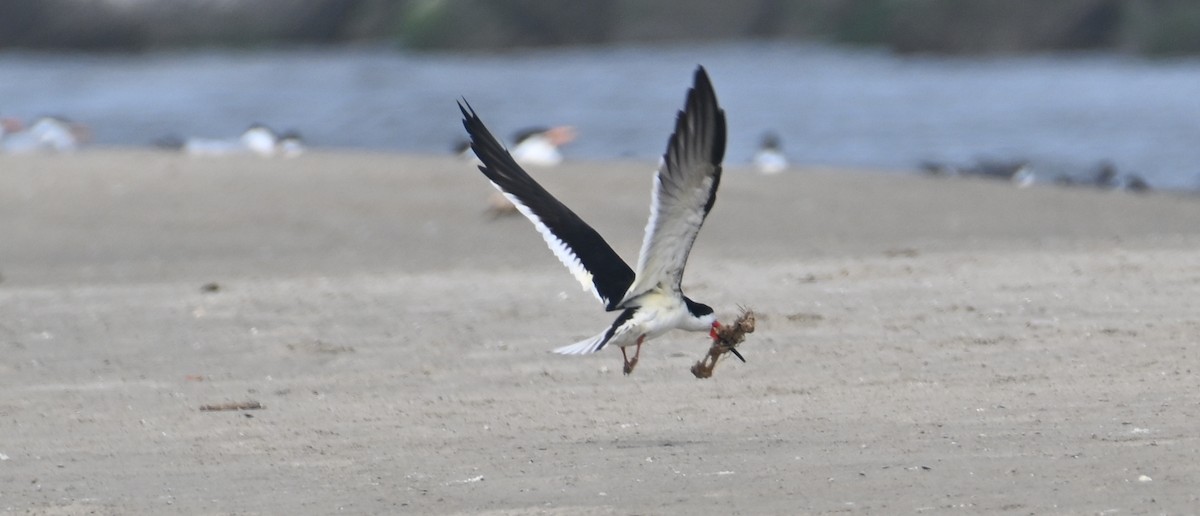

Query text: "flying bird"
[459, 66, 733, 374]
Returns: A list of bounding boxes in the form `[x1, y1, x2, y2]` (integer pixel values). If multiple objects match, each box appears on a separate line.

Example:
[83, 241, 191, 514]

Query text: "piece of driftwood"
[691, 308, 755, 379]
[199, 401, 264, 412]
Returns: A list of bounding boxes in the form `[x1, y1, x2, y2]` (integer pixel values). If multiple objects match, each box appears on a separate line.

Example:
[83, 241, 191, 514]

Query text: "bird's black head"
[683, 297, 719, 333]
[761, 132, 781, 150]
[512, 127, 550, 144]
[685, 297, 745, 362]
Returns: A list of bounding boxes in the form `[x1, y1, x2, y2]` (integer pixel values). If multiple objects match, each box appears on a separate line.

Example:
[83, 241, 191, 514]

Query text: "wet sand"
[2, 150, 1199, 514]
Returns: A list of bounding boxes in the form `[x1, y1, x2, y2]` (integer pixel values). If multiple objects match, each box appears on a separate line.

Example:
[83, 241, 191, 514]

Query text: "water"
[2, 42, 1199, 189]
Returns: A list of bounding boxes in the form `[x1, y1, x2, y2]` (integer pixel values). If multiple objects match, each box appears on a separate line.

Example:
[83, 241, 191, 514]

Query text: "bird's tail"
[552, 332, 609, 355]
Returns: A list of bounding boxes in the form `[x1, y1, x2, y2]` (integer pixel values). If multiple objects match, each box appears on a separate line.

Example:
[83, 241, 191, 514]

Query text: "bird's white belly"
[611, 292, 696, 348]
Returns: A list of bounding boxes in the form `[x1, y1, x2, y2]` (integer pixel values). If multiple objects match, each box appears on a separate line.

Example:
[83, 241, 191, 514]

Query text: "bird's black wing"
[460, 101, 635, 310]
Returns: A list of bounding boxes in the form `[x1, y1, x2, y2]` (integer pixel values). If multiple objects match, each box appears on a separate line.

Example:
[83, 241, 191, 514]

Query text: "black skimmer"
[919, 160, 962, 177]
[1123, 174, 1151, 193]
[0, 117, 22, 139]
[1052, 174, 1076, 186]
[453, 139, 476, 160]
[182, 124, 279, 157]
[0, 116, 89, 154]
[239, 124, 279, 156]
[1091, 161, 1120, 189]
[277, 130, 305, 158]
[509, 125, 576, 166]
[924, 158, 1034, 187]
[972, 159, 1034, 187]
[459, 66, 730, 375]
[752, 132, 788, 174]
[455, 126, 575, 167]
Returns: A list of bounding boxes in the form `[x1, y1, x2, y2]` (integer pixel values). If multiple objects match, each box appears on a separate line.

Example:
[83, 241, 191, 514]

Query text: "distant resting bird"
[0, 116, 90, 154]
[455, 126, 576, 167]
[180, 124, 300, 157]
[922, 158, 1034, 187]
[459, 66, 730, 375]
[752, 131, 788, 174]
[1124, 174, 1151, 193]
[277, 130, 305, 158]
[509, 125, 576, 166]
[0, 117, 23, 139]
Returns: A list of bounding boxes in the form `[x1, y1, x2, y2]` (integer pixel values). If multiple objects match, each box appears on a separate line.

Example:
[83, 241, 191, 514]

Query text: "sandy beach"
[2, 150, 1199, 514]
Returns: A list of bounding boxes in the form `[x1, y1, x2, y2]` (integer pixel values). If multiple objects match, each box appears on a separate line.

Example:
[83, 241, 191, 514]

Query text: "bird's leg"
[622, 336, 645, 375]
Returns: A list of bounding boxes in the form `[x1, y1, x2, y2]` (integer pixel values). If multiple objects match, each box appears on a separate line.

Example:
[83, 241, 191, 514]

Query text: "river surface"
[2, 42, 1198, 188]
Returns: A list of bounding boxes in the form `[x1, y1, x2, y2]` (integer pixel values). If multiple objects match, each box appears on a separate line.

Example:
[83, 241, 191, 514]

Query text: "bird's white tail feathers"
[552, 332, 609, 355]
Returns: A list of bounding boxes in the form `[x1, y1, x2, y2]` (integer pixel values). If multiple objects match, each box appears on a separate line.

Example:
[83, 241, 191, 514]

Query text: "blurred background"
[2, 0, 1199, 188]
